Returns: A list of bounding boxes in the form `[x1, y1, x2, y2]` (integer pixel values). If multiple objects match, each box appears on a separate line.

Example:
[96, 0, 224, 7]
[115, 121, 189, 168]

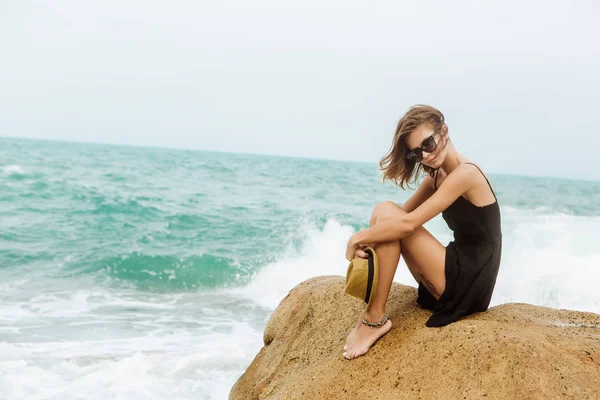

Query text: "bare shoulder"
[435, 163, 480, 187]
[449, 162, 496, 206]
[443, 164, 481, 188]
[404, 164, 482, 228]
[460, 162, 491, 184]
[458, 162, 484, 178]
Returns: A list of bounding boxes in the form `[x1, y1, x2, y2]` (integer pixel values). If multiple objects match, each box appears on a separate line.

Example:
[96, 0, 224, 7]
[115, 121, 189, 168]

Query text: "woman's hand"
[345, 234, 369, 261]
[345, 235, 357, 261]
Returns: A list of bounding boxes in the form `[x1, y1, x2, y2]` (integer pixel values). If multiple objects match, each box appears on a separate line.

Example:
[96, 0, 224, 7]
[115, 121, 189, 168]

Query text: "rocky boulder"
[231, 276, 600, 399]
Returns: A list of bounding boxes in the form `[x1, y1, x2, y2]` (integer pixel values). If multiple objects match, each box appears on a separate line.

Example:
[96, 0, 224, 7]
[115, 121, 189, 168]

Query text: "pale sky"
[1, 0, 599, 180]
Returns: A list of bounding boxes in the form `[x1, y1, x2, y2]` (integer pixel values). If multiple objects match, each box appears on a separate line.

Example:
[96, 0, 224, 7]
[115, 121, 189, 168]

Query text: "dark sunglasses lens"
[422, 136, 436, 153]
[407, 151, 422, 161]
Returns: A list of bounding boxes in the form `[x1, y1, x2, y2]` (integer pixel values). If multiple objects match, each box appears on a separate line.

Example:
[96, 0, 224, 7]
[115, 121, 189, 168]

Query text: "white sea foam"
[2, 164, 25, 175]
[0, 322, 262, 400]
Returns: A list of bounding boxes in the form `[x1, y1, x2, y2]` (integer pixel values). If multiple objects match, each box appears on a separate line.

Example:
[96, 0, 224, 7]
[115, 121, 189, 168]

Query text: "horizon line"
[2, 134, 598, 183]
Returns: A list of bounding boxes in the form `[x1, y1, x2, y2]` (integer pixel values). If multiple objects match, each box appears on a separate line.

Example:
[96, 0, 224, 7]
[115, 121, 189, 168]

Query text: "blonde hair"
[379, 104, 445, 189]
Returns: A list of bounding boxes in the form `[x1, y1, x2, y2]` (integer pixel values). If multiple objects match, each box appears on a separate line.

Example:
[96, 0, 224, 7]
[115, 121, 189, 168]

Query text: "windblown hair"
[379, 104, 445, 189]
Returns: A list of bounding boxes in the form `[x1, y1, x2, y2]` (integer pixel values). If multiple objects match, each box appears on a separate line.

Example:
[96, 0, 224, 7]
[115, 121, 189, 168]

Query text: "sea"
[1, 137, 599, 400]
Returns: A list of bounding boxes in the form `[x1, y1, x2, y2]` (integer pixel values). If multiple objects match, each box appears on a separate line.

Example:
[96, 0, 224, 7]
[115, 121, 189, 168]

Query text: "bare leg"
[342, 238, 397, 359]
[343, 202, 409, 354]
[343, 201, 446, 360]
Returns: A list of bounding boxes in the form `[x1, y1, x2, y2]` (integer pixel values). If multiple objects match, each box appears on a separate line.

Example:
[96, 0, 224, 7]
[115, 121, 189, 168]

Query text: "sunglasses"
[406, 130, 440, 162]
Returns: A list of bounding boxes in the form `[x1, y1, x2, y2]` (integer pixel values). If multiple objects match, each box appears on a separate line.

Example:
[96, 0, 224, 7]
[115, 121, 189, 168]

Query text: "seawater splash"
[235, 219, 355, 309]
[492, 209, 600, 313]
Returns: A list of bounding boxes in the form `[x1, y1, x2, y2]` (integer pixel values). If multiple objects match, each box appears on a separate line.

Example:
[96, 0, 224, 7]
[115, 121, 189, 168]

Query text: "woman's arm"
[399, 174, 436, 213]
[346, 164, 478, 259]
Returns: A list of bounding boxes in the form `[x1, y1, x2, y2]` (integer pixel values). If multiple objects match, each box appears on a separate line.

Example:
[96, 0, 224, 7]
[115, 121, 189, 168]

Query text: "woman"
[343, 105, 502, 360]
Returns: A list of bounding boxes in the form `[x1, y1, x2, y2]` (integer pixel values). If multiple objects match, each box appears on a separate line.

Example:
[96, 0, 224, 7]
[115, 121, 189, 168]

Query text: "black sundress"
[417, 163, 502, 327]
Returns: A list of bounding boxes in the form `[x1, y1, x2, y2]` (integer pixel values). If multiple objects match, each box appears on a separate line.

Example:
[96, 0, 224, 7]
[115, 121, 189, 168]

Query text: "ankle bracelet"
[362, 313, 390, 328]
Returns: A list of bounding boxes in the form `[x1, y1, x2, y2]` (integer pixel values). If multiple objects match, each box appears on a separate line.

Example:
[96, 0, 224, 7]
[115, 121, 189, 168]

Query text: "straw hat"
[345, 246, 379, 305]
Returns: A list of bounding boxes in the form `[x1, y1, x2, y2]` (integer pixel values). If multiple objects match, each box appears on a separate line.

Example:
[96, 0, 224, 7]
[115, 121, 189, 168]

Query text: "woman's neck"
[440, 142, 467, 175]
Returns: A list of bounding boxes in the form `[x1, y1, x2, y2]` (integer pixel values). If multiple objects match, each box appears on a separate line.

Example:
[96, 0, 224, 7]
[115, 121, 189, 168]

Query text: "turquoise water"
[1, 137, 600, 399]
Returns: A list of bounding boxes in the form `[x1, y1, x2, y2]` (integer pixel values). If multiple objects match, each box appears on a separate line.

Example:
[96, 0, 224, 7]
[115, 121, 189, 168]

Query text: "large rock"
[230, 276, 600, 400]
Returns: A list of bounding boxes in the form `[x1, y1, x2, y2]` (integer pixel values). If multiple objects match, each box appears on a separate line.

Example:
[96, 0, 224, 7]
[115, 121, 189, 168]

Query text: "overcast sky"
[1, 0, 599, 180]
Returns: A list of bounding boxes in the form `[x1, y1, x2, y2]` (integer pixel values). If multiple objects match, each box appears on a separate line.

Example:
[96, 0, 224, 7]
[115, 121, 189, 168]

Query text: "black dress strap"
[433, 169, 439, 190]
[465, 163, 496, 200]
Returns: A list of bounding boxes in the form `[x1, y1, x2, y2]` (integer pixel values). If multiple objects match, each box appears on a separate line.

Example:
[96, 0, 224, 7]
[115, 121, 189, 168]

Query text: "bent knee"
[370, 201, 406, 226]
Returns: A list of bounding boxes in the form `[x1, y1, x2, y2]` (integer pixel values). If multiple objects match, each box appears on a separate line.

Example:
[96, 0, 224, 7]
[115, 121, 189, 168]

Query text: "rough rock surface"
[230, 276, 600, 400]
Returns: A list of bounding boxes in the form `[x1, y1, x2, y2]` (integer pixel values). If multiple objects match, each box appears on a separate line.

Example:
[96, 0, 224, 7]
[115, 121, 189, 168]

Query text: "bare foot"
[343, 314, 392, 360]
[343, 313, 364, 352]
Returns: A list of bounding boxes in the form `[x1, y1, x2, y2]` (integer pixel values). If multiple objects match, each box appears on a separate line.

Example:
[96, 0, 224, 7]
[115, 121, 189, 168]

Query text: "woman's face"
[406, 123, 448, 169]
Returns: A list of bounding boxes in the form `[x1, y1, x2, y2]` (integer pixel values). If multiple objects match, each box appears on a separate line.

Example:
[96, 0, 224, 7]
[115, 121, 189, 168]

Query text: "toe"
[343, 345, 348, 351]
